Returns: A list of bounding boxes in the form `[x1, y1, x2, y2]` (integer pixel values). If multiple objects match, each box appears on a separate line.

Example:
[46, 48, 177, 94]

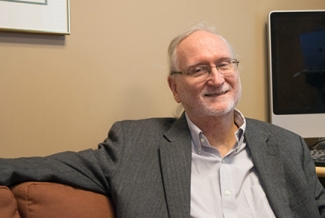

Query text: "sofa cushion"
[0, 186, 21, 218]
[11, 182, 115, 218]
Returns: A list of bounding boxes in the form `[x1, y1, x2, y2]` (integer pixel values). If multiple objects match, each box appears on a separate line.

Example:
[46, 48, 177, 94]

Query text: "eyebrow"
[185, 57, 233, 69]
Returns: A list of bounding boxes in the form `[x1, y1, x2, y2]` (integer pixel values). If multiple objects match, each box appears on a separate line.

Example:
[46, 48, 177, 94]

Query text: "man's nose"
[206, 66, 225, 86]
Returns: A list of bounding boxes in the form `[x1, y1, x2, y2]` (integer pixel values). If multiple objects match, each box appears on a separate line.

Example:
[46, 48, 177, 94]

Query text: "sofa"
[0, 182, 115, 218]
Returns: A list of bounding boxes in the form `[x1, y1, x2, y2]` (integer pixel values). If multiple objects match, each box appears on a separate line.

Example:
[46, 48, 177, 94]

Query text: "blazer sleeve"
[0, 121, 127, 196]
[282, 134, 325, 217]
[301, 136, 325, 217]
[290, 135, 325, 217]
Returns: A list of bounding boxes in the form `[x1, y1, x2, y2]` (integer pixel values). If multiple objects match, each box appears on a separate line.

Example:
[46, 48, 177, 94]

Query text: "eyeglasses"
[171, 59, 239, 79]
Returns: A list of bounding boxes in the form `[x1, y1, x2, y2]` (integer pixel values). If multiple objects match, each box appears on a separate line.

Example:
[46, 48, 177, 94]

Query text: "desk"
[316, 167, 325, 177]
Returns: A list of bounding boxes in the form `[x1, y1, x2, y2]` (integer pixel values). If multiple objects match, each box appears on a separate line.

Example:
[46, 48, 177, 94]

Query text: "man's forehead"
[179, 31, 224, 47]
[176, 31, 231, 62]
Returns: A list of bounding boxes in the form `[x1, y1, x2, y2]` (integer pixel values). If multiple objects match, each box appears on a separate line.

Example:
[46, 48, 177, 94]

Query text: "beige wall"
[1, 1, 324, 157]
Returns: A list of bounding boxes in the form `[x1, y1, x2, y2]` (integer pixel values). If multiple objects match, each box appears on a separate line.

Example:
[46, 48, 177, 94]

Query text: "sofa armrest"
[11, 182, 115, 218]
[0, 186, 21, 218]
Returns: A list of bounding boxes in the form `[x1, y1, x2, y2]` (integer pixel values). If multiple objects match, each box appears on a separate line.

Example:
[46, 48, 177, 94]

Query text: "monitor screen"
[268, 10, 325, 138]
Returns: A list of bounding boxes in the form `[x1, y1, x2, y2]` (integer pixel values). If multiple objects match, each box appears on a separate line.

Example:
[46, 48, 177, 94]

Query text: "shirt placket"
[220, 157, 237, 218]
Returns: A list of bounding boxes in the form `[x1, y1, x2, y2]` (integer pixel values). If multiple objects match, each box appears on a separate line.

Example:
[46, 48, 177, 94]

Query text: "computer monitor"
[268, 10, 325, 138]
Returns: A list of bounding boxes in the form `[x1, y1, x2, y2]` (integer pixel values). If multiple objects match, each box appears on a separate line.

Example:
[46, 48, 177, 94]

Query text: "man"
[1, 24, 325, 218]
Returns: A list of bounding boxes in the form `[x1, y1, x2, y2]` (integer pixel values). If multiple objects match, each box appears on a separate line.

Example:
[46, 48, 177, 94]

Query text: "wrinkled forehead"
[176, 31, 232, 67]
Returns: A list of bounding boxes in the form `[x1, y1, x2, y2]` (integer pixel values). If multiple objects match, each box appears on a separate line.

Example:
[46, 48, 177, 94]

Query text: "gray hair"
[167, 23, 234, 76]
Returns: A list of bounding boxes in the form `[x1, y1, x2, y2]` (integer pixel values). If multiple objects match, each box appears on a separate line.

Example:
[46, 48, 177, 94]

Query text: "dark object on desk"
[310, 139, 325, 166]
[311, 150, 325, 166]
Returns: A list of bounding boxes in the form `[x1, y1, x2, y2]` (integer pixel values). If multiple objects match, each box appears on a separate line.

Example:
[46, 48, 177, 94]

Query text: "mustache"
[202, 86, 230, 96]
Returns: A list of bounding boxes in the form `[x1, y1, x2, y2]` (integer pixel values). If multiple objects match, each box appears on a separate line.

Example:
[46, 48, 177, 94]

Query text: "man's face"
[168, 30, 242, 118]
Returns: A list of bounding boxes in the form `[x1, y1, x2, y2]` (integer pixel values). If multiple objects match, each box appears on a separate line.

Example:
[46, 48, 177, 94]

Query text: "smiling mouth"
[204, 91, 228, 97]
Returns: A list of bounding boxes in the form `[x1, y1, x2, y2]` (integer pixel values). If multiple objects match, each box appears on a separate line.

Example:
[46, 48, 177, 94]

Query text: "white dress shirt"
[187, 110, 275, 218]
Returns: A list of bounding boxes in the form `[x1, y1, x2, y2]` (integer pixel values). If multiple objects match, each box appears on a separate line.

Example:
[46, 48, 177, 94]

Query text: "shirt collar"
[185, 109, 246, 155]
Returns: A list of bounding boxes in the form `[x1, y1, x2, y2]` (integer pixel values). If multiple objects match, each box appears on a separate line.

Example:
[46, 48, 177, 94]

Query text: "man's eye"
[188, 65, 210, 76]
[188, 66, 205, 76]
[218, 62, 230, 69]
[192, 67, 204, 73]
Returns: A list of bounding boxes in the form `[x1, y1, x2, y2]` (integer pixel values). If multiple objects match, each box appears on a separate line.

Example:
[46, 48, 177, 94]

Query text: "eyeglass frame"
[170, 58, 239, 77]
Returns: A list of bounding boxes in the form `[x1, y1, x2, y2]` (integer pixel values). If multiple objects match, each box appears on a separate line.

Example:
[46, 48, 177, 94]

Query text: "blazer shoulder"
[246, 118, 300, 137]
[112, 117, 179, 133]
[245, 118, 305, 148]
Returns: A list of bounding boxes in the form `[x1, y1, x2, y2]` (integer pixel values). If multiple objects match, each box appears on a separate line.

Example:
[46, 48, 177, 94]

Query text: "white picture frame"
[0, 0, 70, 35]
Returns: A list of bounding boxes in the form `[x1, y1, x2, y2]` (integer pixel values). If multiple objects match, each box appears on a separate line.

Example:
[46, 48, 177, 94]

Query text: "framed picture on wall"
[0, 0, 70, 35]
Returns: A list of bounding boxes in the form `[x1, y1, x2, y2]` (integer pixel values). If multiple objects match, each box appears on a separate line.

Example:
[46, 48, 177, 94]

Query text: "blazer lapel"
[159, 117, 293, 217]
[159, 114, 192, 218]
[245, 119, 292, 218]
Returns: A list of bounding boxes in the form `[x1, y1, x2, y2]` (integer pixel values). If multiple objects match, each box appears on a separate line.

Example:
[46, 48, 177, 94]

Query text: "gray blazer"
[1, 114, 325, 218]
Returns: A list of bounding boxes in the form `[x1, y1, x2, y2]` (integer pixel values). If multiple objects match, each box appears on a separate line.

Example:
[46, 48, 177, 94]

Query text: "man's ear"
[167, 76, 181, 103]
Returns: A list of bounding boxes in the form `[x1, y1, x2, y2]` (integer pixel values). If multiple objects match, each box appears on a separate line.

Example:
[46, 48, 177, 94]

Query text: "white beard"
[182, 83, 242, 118]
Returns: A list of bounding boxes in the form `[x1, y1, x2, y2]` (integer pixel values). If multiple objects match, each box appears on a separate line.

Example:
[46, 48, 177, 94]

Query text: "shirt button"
[200, 138, 205, 143]
[225, 190, 231, 195]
